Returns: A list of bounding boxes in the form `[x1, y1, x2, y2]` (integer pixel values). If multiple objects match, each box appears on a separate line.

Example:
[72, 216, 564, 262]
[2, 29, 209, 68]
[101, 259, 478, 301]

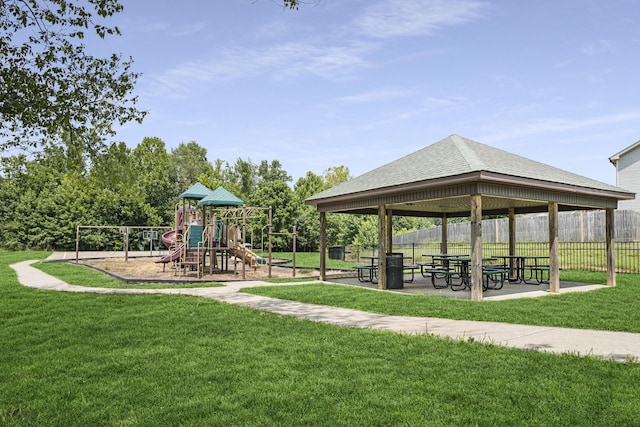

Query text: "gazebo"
[306, 135, 635, 301]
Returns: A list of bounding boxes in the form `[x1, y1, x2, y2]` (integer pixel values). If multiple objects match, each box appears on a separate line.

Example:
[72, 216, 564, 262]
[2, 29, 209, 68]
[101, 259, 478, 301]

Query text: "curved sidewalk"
[10, 260, 640, 363]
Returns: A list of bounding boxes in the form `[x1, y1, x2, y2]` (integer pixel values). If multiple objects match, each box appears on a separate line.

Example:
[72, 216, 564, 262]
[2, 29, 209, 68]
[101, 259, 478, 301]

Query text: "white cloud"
[145, 41, 374, 97]
[142, 1, 488, 98]
[169, 22, 207, 37]
[581, 39, 615, 56]
[354, 0, 488, 39]
[480, 111, 640, 142]
[335, 88, 414, 103]
[138, 21, 206, 37]
[139, 22, 170, 33]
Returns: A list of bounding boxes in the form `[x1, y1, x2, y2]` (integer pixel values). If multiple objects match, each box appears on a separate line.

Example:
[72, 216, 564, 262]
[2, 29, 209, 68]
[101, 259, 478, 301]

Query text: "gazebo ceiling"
[307, 135, 634, 216]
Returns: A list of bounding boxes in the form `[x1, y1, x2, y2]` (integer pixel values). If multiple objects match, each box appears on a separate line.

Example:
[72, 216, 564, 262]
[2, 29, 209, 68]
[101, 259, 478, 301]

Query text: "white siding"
[617, 144, 640, 211]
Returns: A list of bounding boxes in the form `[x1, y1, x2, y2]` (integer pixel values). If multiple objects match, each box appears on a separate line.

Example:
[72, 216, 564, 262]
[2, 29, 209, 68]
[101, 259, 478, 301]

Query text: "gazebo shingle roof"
[306, 135, 633, 217]
[308, 135, 625, 202]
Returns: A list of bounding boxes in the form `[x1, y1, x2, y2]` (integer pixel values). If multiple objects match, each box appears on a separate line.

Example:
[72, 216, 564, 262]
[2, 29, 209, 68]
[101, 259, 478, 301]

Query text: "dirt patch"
[82, 256, 342, 282]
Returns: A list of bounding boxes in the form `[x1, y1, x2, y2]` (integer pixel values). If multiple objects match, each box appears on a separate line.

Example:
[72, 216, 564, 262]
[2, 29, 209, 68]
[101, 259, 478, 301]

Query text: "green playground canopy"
[179, 182, 244, 206]
[178, 182, 215, 200]
[197, 187, 244, 207]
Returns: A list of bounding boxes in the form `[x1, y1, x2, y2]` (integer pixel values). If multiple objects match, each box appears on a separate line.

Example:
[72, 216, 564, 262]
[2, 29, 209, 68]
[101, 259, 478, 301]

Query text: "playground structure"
[154, 183, 272, 279]
[73, 183, 301, 280]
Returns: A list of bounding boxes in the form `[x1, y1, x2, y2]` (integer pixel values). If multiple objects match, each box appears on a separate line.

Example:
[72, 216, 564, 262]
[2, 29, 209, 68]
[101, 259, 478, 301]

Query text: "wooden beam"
[378, 205, 387, 290]
[606, 208, 616, 287]
[319, 211, 326, 281]
[470, 194, 483, 301]
[549, 202, 560, 293]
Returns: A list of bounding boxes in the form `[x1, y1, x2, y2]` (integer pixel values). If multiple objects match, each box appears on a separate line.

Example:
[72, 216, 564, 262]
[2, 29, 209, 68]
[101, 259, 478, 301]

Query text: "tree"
[323, 165, 350, 188]
[250, 180, 296, 251]
[169, 141, 214, 193]
[354, 216, 378, 251]
[293, 171, 325, 251]
[231, 158, 258, 201]
[198, 158, 243, 201]
[258, 159, 291, 184]
[0, 0, 146, 153]
[131, 137, 174, 223]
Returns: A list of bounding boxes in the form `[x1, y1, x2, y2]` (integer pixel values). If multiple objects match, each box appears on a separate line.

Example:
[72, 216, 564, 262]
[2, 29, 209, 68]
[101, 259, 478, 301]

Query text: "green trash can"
[386, 252, 404, 289]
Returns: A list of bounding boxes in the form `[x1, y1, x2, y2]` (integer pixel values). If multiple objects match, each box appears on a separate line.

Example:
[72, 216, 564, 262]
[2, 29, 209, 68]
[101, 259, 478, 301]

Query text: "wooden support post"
[470, 194, 483, 301]
[549, 202, 560, 293]
[319, 211, 326, 281]
[508, 208, 516, 256]
[606, 208, 616, 287]
[508, 208, 516, 280]
[441, 214, 448, 254]
[378, 205, 387, 290]
[386, 209, 393, 251]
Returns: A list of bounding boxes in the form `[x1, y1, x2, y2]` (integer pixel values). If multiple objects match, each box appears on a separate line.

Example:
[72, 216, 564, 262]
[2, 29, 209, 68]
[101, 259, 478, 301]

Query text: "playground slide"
[230, 245, 262, 268]
[227, 225, 265, 268]
[161, 229, 177, 247]
[154, 244, 184, 264]
[155, 229, 181, 264]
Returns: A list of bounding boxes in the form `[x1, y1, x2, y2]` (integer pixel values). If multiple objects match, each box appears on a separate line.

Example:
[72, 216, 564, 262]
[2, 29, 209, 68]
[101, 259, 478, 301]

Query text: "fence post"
[549, 202, 559, 293]
[606, 208, 616, 287]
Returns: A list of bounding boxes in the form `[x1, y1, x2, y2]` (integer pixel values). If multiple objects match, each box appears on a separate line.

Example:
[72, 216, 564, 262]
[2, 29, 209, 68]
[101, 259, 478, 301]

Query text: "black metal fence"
[391, 241, 640, 274]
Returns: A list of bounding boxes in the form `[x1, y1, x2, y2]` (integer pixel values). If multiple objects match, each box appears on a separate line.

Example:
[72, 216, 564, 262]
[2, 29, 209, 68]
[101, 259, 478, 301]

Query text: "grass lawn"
[255, 251, 358, 270]
[2, 251, 640, 425]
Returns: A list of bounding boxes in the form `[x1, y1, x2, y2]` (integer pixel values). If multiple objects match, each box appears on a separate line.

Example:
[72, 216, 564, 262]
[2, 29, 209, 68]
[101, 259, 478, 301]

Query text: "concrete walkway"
[10, 260, 640, 363]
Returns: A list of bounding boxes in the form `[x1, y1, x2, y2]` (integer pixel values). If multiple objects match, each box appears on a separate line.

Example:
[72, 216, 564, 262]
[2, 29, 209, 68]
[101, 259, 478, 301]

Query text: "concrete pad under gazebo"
[306, 135, 635, 301]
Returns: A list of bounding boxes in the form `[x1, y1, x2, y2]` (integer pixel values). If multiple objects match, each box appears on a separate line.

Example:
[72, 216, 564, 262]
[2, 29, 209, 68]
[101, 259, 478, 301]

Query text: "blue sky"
[101, 0, 640, 186]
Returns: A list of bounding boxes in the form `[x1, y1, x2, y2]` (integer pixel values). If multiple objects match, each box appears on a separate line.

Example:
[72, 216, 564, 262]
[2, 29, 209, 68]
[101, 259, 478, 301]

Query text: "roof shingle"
[308, 134, 627, 201]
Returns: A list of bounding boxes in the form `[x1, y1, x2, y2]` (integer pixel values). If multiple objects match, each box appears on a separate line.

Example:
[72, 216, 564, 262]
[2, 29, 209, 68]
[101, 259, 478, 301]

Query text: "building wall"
[616, 144, 640, 211]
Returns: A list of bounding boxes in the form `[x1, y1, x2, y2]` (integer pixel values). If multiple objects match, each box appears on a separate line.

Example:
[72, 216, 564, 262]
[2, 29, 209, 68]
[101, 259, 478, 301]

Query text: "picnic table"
[495, 255, 550, 284]
[419, 254, 468, 286]
[354, 254, 420, 285]
[354, 255, 378, 283]
[426, 256, 509, 291]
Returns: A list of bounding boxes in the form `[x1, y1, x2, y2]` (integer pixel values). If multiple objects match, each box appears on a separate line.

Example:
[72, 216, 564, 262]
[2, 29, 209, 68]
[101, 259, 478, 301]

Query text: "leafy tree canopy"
[0, 0, 146, 154]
